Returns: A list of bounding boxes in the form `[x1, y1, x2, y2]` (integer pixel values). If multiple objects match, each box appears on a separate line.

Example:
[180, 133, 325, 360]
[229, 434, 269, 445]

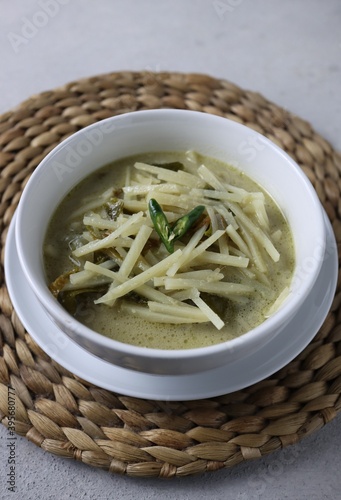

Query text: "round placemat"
[1, 71, 341, 478]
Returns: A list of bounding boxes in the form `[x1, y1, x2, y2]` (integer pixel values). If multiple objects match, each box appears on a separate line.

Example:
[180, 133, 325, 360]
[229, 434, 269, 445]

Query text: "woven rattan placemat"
[1, 71, 341, 478]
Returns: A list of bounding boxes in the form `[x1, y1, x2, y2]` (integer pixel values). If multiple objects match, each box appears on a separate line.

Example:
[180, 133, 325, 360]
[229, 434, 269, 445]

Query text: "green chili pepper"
[149, 199, 206, 253]
[148, 199, 174, 253]
[171, 205, 205, 241]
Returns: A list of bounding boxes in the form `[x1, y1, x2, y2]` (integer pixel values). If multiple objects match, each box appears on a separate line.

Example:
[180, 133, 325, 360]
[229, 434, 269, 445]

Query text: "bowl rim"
[15, 109, 327, 363]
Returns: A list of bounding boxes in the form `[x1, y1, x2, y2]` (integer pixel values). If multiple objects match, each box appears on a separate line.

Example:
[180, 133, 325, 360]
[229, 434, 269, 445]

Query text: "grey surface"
[0, 1, 341, 498]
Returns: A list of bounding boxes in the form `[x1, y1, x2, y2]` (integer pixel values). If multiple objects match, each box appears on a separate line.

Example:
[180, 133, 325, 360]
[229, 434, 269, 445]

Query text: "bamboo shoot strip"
[171, 229, 225, 272]
[67, 188, 114, 219]
[83, 213, 121, 230]
[190, 188, 244, 203]
[215, 205, 239, 230]
[118, 225, 153, 279]
[166, 225, 208, 276]
[154, 269, 224, 287]
[193, 268, 224, 280]
[252, 198, 269, 229]
[227, 201, 280, 261]
[206, 206, 219, 233]
[168, 288, 200, 302]
[214, 204, 239, 230]
[131, 283, 180, 304]
[271, 229, 282, 243]
[133, 171, 155, 184]
[84, 261, 121, 282]
[123, 200, 149, 212]
[119, 303, 209, 324]
[197, 164, 226, 191]
[147, 301, 208, 321]
[206, 206, 230, 256]
[125, 165, 131, 188]
[164, 278, 254, 296]
[84, 261, 182, 305]
[63, 275, 112, 291]
[94, 249, 182, 303]
[146, 192, 192, 211]
[162, 269, 224, 280]
[191, 294, 225, 330]
[70, 260, 118, 286]
[123, 183, 183, 195]
[264, 286, 290, 317]
[218, 231, 230, 256]
[73, 212, 145, 257]
[239, 223, 267, 274]
[191, 252, 249, 268]
[134, 162, 206, 188]
[226, 224, 251, 258]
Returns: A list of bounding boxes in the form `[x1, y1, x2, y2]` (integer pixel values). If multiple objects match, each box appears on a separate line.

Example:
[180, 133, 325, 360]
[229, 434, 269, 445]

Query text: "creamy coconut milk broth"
[44, 151, 295, 350]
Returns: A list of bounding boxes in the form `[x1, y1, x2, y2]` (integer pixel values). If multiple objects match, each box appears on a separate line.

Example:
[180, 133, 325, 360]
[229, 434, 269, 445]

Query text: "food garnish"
[148, 198, 205, 253]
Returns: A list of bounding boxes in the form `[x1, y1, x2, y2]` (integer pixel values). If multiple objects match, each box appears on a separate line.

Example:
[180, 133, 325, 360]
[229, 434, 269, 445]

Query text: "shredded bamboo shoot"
[45, 151, 293, 336]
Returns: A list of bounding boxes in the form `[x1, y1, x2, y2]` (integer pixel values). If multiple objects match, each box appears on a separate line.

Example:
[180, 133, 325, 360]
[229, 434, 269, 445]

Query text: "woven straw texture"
[1, 71, 341, 478]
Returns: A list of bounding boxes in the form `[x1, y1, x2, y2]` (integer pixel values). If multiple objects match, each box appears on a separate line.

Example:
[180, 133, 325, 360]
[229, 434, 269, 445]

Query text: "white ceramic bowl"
[15, 109, 326, 375]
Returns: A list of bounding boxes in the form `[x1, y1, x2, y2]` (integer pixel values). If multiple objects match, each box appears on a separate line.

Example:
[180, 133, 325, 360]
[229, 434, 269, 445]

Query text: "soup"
[43, 151, 295, 349]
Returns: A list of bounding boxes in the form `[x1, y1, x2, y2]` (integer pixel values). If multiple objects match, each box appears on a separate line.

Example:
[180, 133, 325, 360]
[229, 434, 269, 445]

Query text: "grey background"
[0, 1, 340, 499]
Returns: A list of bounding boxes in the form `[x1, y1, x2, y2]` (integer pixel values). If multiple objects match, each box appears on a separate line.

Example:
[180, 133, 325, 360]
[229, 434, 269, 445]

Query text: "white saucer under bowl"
[4, 212, 338, 401]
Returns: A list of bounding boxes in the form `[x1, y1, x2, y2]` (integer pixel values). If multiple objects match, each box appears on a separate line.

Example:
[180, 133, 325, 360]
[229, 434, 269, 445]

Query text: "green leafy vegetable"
[58, 287, 108, 315]
[49, 270, 77, 297]
[104, 198, 123, 220]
